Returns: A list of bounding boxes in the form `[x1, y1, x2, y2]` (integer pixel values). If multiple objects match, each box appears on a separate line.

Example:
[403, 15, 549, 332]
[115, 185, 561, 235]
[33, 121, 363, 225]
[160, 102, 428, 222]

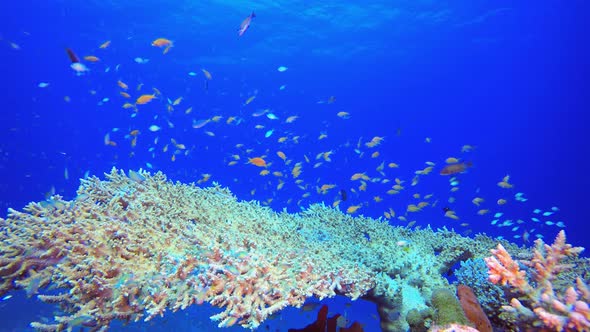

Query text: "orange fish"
[151, 38, 173, 54]
[346, 205, 361, 214]
[83, 55, 100, 62]
[152, 38, 172, 47]
[238, 12, 256, 37]
[248, 157, 267, 167]
[439, 161, 472, 175]
[136, 94, 156, 105]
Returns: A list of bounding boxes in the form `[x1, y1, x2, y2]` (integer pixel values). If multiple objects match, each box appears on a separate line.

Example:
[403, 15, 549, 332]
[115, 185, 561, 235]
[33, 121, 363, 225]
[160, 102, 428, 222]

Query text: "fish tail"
[251, 12, 256, 18]
[66, 48, 79, 63]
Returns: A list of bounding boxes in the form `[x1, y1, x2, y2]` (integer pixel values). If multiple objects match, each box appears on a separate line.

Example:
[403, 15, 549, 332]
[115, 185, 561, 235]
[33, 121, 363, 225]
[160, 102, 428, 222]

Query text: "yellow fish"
[244, 95, 256, 105]
[136, 94, 156, 105]
[337, 111, 350, 119]
[346, 205, 361, 214]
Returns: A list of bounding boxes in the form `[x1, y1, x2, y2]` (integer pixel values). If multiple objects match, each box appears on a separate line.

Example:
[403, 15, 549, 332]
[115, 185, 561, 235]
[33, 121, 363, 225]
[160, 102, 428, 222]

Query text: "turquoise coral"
[0, 169, 586, 332]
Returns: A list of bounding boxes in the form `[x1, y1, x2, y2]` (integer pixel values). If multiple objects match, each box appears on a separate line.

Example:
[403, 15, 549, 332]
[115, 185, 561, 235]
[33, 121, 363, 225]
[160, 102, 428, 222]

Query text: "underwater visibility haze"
[1, 1, 589, 331]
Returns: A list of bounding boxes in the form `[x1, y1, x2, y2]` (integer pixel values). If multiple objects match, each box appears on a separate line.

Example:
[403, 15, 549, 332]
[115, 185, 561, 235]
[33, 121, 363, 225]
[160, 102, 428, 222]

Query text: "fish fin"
[66, 48, 80, 63]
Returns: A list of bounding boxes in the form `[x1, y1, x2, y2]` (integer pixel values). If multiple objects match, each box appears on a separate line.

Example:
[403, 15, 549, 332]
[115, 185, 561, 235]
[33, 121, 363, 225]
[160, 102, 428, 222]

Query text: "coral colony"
[0, 169, 588, 331]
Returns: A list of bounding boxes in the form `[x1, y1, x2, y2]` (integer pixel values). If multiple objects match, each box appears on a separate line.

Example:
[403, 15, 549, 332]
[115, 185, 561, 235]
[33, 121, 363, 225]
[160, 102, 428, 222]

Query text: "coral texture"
[485, 230, 590, 331]
[0, 169, 537, 331]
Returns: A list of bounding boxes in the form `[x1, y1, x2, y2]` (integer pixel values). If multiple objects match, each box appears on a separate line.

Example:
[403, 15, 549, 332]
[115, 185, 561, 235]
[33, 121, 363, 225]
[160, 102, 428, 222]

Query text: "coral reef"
[454, 258, 508, 327]
[431, 288, 470, 326]
[0, 169, 585, 331]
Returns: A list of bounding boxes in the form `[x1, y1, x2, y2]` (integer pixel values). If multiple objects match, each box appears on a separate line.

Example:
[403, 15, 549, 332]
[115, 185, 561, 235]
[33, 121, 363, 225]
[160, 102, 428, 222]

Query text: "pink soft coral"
[485, 230, 589, 331]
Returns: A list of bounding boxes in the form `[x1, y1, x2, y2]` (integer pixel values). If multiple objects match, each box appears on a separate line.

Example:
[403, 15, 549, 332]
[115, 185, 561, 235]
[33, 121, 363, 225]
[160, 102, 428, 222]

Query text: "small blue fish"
[265, 129, 274, 138]
[491, 219, 498, 225]
[533, 209, 541, 214]
[542, 211, 554, 217]
[266, 113, 279, 120]
[531, 217, 540, 222]
[556, 221, 565, 228]
[494, 212, 503, 218]
[501, 220, 513, 227]
[545, 221, 554, 226]
[515, 193, 528, 202]
[511, 226, 519, 231]
[551, 206, 559, 212]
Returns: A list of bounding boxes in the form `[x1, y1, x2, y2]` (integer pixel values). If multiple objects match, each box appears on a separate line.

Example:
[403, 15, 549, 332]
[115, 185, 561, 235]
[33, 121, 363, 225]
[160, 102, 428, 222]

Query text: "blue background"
[1, 1, 588, 331]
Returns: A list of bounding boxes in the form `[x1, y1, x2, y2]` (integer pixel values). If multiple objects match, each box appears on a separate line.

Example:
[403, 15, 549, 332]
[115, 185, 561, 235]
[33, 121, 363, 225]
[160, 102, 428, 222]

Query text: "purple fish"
[238, 12, 256, 37]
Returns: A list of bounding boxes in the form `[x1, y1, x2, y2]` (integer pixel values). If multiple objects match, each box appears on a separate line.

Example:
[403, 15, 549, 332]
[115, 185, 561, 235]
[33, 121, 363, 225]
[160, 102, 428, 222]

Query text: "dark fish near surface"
[439, 161, 472, 175]
[238, 12, 256, 37]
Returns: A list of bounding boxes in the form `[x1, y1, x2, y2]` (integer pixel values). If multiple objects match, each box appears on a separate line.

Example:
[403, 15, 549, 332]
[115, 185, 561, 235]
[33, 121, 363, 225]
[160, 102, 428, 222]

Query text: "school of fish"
[23, 12, 565, 244]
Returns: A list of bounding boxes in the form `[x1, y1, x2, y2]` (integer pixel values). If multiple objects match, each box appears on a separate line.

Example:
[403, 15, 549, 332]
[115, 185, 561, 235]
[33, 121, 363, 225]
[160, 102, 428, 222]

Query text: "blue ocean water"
[1, 1, 588, 331]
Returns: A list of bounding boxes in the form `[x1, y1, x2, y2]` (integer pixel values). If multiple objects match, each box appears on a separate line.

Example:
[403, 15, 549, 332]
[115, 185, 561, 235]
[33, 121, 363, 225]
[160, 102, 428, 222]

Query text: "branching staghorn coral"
[0, 168, 541, 331]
